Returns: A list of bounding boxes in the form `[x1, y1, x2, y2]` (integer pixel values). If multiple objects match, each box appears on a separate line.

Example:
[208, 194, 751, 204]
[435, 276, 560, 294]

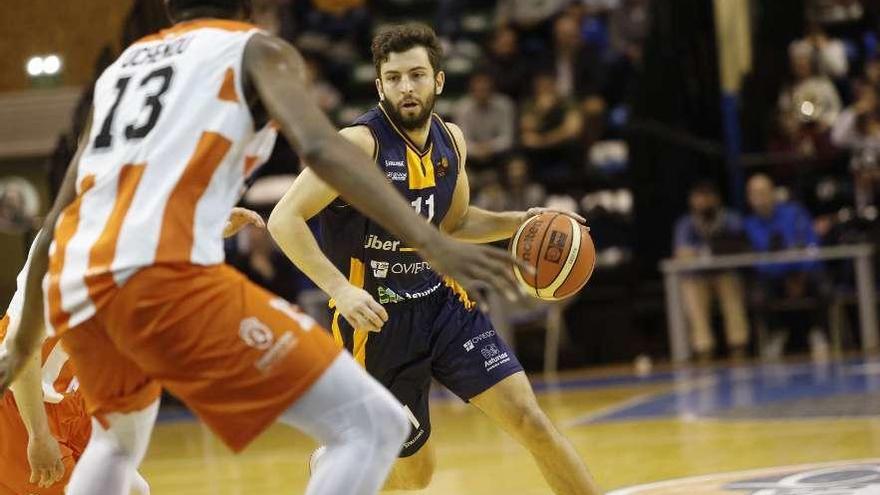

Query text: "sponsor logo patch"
[387, 171, 408, 182]
[239, 317, 274, 350]
[545, 231, 568, 264]
[371, 260, 390, 279]
[364, 235, 403, 252]
[463, 330, 496, 352]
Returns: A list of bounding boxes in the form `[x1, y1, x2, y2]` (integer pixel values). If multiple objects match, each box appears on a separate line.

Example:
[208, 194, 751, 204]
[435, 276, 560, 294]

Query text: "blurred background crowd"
[3, 0, 880, 371]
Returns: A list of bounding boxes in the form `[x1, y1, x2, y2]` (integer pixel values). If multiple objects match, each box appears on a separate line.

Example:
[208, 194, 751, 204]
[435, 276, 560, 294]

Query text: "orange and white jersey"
[47, 19, 277, 335]
[2, 238, 78, 403]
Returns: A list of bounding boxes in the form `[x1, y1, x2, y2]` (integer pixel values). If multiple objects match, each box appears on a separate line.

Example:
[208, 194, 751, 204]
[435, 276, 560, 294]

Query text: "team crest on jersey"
[239, 317, 274, 350]
[437, 156, 449, 177]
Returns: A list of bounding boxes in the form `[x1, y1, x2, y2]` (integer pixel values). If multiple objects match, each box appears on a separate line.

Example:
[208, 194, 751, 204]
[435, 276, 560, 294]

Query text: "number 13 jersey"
[318, 104, 463, 308]
[47, 19, 277, 335]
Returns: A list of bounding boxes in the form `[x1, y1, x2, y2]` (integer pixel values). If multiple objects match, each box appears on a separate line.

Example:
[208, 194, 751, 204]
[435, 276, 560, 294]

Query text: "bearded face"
[376, 47, 444, 131]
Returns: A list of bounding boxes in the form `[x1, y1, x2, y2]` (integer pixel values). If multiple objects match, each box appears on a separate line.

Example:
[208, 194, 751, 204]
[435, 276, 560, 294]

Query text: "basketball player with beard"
[269, 23, 602, 495]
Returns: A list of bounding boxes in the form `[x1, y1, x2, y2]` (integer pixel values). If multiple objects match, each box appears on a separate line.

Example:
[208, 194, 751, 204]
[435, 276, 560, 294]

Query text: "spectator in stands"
[304, 55, 342, 119]
[476, 156, 547, 212]
[788, 21, 849, 80]
[865, 56, 880, 93]
[484, 26, 532, 100]
[608, 0, 650, 66]
[549, 14, 605, 99]
[289, 0, 372, 68]
[775, 42, 841, 158]
[602, 0, 649, 107]
[549, 13, 607, 147]
[495, 0, 569, 52]
[744, 174, 828, 359]
[673, 182, 750, 361]
[453, 72, 516, 172]
[831, 79, 880, 209]
[520, 72, 584, 187]
[0, 184, 33, 233]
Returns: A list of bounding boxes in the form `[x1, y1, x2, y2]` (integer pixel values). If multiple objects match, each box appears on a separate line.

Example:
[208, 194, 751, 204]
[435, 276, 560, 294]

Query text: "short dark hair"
[372, 23, 444, 77]
[690, 180, 720, 196]
[166, 0, 246, 19]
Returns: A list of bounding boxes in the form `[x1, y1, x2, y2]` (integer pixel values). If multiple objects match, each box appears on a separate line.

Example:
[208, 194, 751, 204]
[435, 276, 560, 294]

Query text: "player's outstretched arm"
[268, 156, 388, 333]
[243, 33, 525, 300]
[441, 123, 585, 243]
[9, 351, 65, 488]
[0, 118, 89, 392]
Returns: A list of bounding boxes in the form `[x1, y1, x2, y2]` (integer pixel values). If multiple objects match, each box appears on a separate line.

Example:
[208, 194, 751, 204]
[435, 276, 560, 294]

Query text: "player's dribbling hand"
[523, 207, 588, 226]
[27, 432, 65, 488]
[424, 237, 532, 302]
[223, 207, 265, 238]
[333, 284, 388, 333]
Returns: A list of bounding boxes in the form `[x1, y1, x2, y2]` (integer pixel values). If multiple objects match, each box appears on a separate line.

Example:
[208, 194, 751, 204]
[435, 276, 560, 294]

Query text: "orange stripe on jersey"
[85, 164, 146, 310]
[135, 19, 258, 45]
[218, 67, 240, 102]
[48, 175, 96, 335]
[155, 132, 232, 263]
[244, 155, 259, 176]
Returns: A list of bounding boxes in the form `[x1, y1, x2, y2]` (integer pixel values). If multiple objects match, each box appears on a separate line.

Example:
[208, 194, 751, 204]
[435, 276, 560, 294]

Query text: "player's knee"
[371, 391, 410, 450]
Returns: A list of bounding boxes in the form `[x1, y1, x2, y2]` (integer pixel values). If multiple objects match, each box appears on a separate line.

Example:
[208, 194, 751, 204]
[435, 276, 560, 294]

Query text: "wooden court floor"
[139, 358, 880, 494]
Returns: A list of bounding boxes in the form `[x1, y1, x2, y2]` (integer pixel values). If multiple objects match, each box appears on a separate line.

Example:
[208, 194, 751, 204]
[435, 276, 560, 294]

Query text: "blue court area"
[558, 358, 880, 425]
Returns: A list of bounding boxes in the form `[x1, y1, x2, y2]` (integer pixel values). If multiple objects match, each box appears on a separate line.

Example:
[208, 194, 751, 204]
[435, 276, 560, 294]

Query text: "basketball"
[510, 213, 596, 301]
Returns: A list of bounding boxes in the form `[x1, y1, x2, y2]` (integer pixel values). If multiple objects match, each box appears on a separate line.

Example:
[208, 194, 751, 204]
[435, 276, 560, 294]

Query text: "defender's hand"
[27, 432, 65, 488]
[522, 207, 587, 225]
[223, 207, 265, 238]
[423, 237, 531, 302]
[334, 285, 388, 333]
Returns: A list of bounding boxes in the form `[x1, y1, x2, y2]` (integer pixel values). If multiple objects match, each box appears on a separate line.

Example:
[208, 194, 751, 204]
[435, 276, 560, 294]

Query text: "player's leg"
[714, 272, 749, 357]
[316, 305, 438, 491]
[383, 440, 436, 491]
[469, 373, 602, 495]
[680, 275, 715, 359]
[278, 352, 409, 495]
[431, 289, 602, 495]
[105, 264, 407, 493]
[65, 400, 159, 495]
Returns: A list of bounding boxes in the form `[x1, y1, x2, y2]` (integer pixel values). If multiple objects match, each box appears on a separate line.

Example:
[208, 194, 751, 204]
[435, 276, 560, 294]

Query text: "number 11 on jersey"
[411, 194, 435, 222]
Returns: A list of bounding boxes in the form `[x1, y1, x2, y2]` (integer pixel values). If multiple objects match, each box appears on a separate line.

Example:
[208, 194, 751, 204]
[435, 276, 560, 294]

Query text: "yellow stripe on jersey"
[347, 258, 370, 367]
[406, 144, 436, 190]
[443, 276, 476, 310]
[330, 310, 344, 348]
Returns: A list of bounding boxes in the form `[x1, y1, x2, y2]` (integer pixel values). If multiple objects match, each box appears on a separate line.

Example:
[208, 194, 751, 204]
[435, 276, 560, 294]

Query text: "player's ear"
[375, 79, 385, 101]
[434, 71, 445, 95]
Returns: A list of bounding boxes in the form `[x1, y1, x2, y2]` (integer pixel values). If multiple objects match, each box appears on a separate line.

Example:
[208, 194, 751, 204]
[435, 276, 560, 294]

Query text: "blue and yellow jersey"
[318, 103, 464, 309]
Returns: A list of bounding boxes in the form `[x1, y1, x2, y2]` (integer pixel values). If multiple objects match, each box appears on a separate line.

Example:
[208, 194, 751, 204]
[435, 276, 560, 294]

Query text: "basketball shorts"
[0, 391, 91, 495]
[332, 285, 523, 457]
[60, 263, 341, 452]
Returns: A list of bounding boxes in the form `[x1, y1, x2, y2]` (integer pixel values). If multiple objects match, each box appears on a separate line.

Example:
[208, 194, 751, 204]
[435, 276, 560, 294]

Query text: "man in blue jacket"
[744, 174, 828, 359]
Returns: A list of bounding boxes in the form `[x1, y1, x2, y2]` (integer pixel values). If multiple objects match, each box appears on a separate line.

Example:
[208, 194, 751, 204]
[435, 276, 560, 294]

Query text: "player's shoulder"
[339, 125, 377, 156]
[434, 116, 466, 157]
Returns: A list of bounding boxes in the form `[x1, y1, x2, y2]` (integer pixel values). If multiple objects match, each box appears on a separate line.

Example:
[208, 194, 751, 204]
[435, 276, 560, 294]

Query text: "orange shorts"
[60, 263, 341, 452]
[0, 391, 91, 495]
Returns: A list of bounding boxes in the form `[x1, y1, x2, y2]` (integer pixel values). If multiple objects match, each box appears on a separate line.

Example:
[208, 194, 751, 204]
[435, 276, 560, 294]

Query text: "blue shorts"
[333, 285, 523, 457]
